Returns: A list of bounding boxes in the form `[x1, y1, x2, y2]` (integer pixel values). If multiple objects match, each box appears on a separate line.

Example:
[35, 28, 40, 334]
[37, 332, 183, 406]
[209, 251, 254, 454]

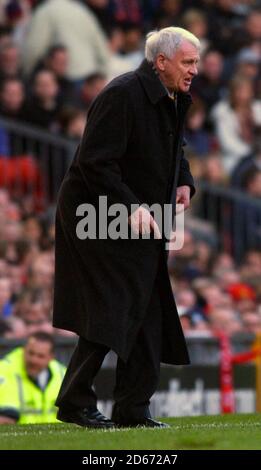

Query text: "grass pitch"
[0, 414, 261, 450]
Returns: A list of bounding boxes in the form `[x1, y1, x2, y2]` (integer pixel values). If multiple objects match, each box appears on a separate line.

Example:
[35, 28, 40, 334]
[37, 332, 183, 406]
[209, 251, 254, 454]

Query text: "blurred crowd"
[169, 230, 261, 336]
[0, 0, 260, 183]
[0, 0, 260, 339]
[0, 182, 260, 340]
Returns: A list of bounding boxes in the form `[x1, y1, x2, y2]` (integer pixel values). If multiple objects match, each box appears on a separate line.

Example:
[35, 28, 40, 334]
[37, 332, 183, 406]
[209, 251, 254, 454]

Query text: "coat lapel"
[135, 59, 192, 113]
[135, 60, 167, 104]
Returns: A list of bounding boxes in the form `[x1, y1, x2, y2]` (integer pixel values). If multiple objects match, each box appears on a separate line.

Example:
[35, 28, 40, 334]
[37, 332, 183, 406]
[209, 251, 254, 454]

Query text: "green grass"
[0, 414, 261, 450]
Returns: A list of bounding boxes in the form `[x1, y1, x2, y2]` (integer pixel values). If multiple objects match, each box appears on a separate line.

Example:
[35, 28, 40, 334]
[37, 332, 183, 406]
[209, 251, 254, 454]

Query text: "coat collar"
[135, 59, 167, 104]
[135, 59, 192, 108]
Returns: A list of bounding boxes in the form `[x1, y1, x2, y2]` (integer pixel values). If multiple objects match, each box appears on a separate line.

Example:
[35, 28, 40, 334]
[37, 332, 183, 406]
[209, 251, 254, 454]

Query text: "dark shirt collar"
[28, 368, 51, 390]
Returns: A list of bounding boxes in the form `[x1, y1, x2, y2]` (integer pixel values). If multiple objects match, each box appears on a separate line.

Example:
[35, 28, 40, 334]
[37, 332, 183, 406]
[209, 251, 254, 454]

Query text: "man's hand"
[176, 185, 191, 213]
[0, 416, 16, 424]
[128, 206, 161, 239]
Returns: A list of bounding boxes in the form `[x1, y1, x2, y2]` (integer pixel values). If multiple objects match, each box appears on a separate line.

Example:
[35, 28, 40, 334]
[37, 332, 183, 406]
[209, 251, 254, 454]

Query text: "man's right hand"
[128, 206, 161, 239]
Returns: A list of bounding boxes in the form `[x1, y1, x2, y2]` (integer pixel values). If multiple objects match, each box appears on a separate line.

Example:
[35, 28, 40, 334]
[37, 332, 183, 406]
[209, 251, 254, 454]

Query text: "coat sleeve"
[77, 85, 141, 214]
[177, 138, 196, 198]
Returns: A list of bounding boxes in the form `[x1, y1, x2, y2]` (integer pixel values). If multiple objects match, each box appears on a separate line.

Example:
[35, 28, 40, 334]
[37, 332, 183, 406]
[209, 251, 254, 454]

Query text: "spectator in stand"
[175, 287, 208, 329]
[208, 307, 243, 336]
[0, 41, 21, 80]
[58, 107, 86, 140]
[231, 137, 261, 189]
[0, 77, 25, 120]
[119, 21, 144, 69]
[0, 188, 10, 211]
[178, 308, 211, 335]
[193, 278, 233, 313]
[181, 9, 210, 57]
[200, 153, 227, 185]
[139, 0, 161, 32]
[22, 69, 61, 130]
[226, 281, 257, 316]
[185, 99, 213, 156]
[14, 288, 53, 336]
[1, 219, 23, 251]
[0, 28, 12, 49]
[1, 1, 30, 30]
[7, 261, 25, 301]
[22, 214, 43, 246]
[215, 268, 241, 290]
[41, 45, 75, 105]
[212, 252, 237, 273]
[206, 0, 248, 57]
[28, 253, 54, 292]
[42, 208, 56, 247]
[243, 8, 261, 51]
[73, 73, 106, 111]
[153, 0, 182, 29]
[22, 0, 110, 82]
[211, 75, 261, 173]
[85, 0, 112, 32]
[0, 315, 27, 339]
[235, 47, 260, 83]
[242, 168, 261, 198]
[106, 24, 133, 81]
[0, 261, 11, 280]
[3, 0, 32, 47]
[241, 251, 261, 277]
[0, 316, 11, 336]
[0, 332, 65, 424]
[192, 49, 225, 116]
[109, 0, 142, 26]
[168, 229, 198, 278]
[241, 311, 261, 334]
[176, 287, 198, 313]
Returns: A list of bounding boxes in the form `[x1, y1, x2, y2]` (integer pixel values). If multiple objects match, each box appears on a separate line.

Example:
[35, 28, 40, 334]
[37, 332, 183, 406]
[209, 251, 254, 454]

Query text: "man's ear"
[155, 54, 166, 72]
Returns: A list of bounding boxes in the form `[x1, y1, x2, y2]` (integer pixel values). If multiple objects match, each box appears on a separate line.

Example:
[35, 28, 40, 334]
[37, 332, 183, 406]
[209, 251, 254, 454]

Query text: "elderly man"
[53, 27, 200, 428]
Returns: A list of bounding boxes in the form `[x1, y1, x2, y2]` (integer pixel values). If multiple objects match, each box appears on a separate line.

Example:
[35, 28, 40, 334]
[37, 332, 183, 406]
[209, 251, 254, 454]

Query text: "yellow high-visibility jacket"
[0, 347, 65, 424]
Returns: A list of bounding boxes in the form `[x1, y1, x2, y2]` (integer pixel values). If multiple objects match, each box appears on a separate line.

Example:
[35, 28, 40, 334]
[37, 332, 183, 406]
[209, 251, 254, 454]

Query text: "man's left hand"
[176, 185, 191, 212]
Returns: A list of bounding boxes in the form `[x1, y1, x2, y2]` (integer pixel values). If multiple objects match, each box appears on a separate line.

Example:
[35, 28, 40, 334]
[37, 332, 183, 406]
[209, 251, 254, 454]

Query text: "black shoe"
[115, 417, 170, 428]
[57, 405, 115, 428]
[111, 405, 169, 428]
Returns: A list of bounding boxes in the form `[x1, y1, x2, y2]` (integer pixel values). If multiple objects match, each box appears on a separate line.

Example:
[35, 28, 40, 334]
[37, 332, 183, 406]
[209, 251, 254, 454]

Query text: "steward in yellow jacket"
[0, 332, 65, 424]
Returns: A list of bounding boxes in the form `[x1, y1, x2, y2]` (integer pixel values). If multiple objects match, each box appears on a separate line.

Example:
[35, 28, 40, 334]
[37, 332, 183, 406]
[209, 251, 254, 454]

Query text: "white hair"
[145, 27, 200, 63]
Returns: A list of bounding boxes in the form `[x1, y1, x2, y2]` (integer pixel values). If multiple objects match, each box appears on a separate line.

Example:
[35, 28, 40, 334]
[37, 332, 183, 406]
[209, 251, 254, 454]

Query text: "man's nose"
[190, 64, 198, 76]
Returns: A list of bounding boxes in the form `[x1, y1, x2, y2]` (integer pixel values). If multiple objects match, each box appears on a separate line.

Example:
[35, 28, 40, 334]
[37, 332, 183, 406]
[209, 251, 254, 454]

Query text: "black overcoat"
[53, 60, 195, 365]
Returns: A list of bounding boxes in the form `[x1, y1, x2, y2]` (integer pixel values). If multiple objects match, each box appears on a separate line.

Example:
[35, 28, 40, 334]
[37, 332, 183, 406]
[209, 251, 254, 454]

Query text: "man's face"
[24, 338, 53, 377]
[49, 50, 68, 77]
[156, 40, 200, 93]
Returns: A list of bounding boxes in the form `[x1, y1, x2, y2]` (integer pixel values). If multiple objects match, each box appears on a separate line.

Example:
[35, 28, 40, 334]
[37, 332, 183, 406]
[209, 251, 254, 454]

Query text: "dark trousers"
[55, 275, 162, 419]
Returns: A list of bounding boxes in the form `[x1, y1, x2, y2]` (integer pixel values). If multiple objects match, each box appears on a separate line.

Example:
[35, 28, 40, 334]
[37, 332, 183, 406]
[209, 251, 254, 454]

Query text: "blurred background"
[0, 0, 260, 418]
